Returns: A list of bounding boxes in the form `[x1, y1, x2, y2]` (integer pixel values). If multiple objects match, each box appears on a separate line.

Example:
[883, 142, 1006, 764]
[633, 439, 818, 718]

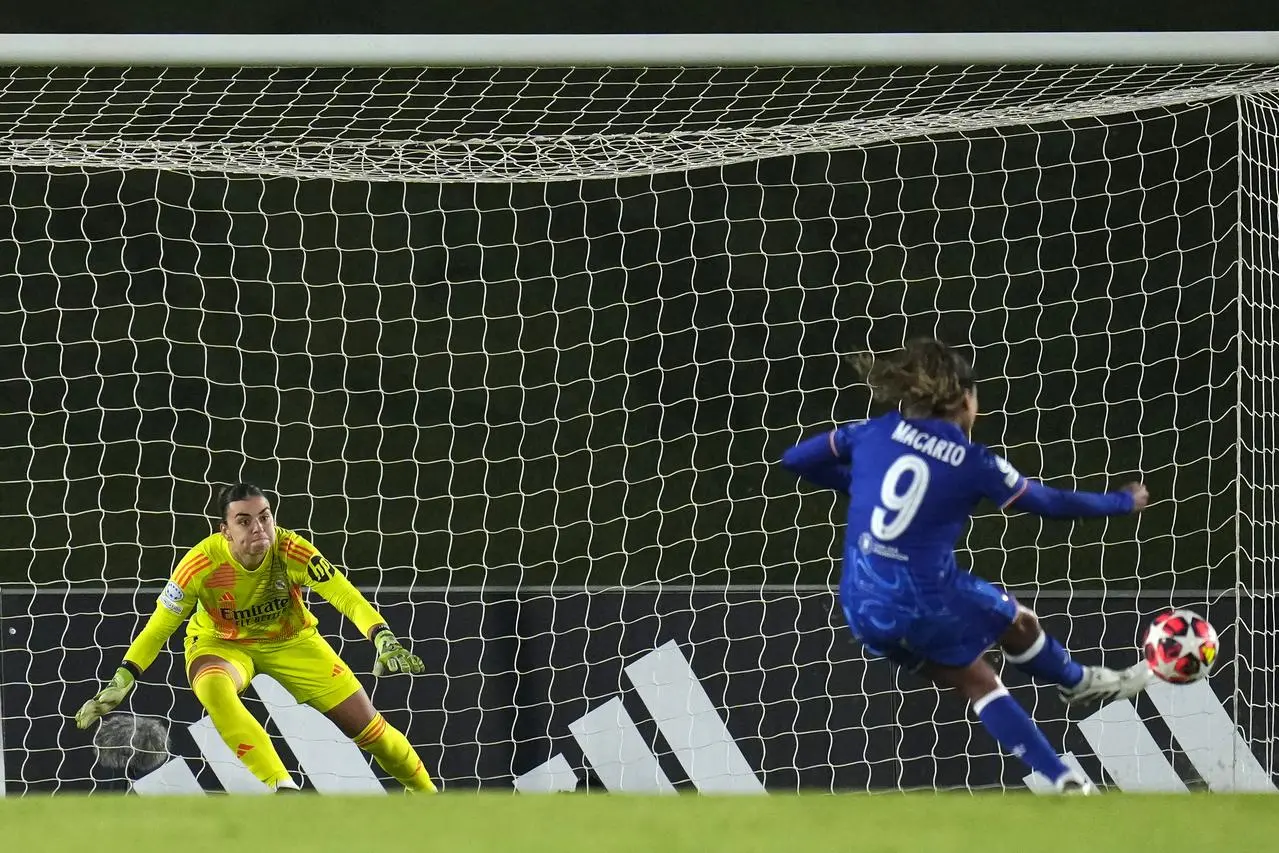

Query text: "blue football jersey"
[831, 411, 1027, 604]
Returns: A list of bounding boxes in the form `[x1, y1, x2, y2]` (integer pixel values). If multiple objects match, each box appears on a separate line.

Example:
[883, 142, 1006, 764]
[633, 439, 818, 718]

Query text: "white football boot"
[1059, 662, 1152, 707]
[1053, 770, 1097, 795]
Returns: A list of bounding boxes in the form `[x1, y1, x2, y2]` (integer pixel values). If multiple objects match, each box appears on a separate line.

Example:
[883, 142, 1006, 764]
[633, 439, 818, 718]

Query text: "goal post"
[1238, 90, 1279, 780]
[0, 32, 1278, 66]
[0, 33, 1276, 794]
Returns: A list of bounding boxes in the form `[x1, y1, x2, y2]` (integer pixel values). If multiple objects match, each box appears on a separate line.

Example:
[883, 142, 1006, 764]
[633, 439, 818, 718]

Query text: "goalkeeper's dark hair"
[217, 482, 266, 521]
[851, 338, 975, 417]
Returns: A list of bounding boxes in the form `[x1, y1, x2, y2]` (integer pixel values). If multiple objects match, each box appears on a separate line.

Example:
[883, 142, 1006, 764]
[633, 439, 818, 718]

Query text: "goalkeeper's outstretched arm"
[297, 547, 425, 676]
[74, 563, 198, 729]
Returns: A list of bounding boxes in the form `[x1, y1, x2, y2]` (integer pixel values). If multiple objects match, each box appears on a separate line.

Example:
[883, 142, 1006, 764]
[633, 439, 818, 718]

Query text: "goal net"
[1, 42, 1277, 794]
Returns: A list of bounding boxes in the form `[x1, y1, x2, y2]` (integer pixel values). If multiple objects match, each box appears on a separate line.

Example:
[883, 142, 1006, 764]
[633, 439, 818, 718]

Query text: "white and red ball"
[1143, 608, 1218, 684]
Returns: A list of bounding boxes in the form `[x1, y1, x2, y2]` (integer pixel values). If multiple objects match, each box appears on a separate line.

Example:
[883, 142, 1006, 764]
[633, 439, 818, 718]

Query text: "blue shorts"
[841, 572, 1018, 672]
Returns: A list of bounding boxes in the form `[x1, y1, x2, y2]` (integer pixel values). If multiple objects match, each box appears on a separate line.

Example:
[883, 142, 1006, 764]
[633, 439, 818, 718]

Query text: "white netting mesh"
[0, 64, 1277, 180]
[0, 62, 1275, 794]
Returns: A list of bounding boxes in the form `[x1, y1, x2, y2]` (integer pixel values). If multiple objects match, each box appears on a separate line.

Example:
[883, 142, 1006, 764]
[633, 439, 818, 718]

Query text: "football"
[1143, 608, 1218, 684]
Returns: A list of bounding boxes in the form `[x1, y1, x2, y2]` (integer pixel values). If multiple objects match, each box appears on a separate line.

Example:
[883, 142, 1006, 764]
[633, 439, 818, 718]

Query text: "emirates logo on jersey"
[219, 597, 291, 625]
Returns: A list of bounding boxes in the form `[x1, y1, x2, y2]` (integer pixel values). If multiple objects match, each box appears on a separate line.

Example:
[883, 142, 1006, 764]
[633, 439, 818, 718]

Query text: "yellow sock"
[353, 713, 437, 792]
[191, 667, 292, 789]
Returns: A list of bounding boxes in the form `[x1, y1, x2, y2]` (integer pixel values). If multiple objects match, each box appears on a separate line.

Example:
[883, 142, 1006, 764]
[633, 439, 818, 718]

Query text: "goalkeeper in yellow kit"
[74, 483, 436, 793]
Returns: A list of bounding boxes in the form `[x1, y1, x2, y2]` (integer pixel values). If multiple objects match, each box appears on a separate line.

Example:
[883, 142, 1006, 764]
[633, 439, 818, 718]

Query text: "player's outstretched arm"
[979, 449, 1148, 520]
[1008, 478, 1147, 519]
[781, 429, 855, 493]
[299, 545, 425, 676]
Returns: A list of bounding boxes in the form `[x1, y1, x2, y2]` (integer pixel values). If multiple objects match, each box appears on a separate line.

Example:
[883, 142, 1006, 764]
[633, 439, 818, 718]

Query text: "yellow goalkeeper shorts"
[184, 627, 363, 713]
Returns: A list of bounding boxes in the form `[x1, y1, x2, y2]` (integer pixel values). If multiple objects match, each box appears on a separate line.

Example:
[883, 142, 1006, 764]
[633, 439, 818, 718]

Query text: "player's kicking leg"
[998, 606, 1150, 707]
[893, 579, 1104, 794]
[924, 656, 1094, 794]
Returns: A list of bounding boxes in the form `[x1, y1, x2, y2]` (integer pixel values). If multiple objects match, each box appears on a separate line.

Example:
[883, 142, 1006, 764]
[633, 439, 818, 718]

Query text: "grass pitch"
[3, 792, 1276, 853]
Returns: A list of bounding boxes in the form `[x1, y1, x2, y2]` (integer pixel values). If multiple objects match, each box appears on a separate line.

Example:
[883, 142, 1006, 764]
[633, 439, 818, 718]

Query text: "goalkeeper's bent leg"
[190, 666, 293, 789]
[353, 713, 437, 792]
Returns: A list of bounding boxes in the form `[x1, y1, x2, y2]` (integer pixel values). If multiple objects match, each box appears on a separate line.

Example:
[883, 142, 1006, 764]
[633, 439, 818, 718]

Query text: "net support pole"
[0, 32, 1276, 67]
[1235, 92, 1246, 786]
[0, 586, 6, 798]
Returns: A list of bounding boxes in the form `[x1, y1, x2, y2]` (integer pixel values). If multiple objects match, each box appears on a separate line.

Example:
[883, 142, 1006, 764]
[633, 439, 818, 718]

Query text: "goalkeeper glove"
[372, 629, 424, 676]
[74, 667, 135, 730]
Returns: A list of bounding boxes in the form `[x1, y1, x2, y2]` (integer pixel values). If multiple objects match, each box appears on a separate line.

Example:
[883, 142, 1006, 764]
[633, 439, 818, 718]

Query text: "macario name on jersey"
[890, 420, 967, 467]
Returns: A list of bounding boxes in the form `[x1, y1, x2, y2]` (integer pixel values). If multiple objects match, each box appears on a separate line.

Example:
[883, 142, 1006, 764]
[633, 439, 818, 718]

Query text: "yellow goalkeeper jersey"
[123, 527, 384, 672]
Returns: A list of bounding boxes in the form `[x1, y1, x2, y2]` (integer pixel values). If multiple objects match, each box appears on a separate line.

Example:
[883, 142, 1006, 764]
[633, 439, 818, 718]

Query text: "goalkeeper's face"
[220, 495, 277, 566]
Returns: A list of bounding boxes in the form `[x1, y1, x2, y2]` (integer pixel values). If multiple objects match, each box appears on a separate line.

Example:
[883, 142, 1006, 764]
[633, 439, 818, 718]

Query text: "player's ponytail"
[217, 482, 265, 521]
[851, 338, 975, 417]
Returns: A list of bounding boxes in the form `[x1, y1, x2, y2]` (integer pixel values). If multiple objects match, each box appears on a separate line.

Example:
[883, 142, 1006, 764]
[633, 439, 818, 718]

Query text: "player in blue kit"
[780, 338, 1151, 794]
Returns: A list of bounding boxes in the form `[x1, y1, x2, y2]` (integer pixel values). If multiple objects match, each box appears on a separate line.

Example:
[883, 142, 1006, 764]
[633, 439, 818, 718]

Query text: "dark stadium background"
[0, 0, 1265, 589]
[0, 85, 1243, 593]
